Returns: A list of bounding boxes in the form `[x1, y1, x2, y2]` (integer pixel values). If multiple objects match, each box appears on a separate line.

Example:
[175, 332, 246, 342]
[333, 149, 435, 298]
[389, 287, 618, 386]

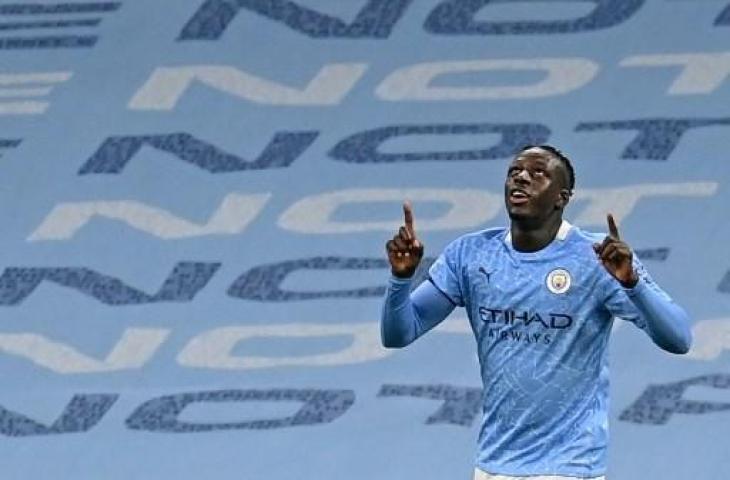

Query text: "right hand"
[386, 202, 425, 278]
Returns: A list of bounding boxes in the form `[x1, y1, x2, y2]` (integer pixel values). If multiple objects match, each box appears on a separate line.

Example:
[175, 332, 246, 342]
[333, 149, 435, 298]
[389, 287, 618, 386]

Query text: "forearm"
[626, 279, 692, 354]
[381, 277, 455, 348]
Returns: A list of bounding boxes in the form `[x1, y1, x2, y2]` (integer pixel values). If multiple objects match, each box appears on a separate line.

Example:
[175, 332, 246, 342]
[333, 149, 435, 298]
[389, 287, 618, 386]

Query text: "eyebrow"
[511, 155, 550, 166]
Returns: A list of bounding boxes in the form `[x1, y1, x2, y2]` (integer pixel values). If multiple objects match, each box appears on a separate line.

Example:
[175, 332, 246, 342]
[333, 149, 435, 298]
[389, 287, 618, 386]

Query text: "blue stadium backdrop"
[1, 1, 729, 479]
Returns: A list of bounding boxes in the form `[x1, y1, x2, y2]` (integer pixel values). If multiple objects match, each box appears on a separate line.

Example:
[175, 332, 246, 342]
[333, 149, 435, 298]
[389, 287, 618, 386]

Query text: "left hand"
[593, 213, 639, 288]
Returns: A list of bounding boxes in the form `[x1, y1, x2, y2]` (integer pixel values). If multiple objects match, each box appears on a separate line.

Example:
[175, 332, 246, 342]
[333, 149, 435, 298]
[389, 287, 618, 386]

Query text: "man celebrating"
[381, 145, 692, 480]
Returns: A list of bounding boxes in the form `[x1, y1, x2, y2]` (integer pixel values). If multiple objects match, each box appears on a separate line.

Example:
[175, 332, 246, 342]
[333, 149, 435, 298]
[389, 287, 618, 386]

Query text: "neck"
[510, 214, 563, 252]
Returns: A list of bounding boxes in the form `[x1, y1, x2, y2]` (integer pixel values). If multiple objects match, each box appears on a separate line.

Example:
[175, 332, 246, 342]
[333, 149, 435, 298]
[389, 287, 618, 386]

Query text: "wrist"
[619, 271, 639, 289]
[391, 268, 416, 279]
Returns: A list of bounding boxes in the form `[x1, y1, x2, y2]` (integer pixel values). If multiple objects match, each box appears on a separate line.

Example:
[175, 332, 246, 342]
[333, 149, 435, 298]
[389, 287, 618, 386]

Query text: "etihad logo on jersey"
[478, 307, 572, 346]
[478, 307, 573, 330]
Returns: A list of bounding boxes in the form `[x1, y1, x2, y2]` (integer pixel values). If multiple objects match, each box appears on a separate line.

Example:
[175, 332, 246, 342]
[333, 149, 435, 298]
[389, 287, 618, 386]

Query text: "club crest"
[546, 268, 571, 294]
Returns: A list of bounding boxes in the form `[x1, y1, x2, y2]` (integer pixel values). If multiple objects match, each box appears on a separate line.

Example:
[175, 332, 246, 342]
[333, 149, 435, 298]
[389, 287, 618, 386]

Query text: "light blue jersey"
[382, 221, 691, 477]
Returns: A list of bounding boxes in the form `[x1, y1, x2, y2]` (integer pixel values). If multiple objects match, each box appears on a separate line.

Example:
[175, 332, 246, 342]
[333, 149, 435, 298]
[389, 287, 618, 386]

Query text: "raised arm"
[381, 277, 456, 348]
[381, 203, 454, 348]
[595, 214, 692, 354]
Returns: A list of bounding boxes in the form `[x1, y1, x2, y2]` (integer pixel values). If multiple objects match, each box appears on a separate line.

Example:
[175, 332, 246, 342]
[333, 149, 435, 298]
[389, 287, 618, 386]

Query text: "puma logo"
[479, 267, 491, 283]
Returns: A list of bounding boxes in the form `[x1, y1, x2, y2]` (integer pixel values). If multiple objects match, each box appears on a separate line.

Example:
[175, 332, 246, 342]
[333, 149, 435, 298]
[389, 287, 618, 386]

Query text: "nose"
[514, 168, 531, 185]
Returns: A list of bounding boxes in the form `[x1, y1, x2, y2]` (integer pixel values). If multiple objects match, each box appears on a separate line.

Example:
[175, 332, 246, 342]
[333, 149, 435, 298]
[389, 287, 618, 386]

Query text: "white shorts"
[474, 468, 606, 480]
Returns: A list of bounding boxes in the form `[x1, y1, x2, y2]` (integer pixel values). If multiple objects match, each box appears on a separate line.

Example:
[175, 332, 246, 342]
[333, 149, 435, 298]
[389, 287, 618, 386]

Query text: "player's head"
[504, 145, 574, 224]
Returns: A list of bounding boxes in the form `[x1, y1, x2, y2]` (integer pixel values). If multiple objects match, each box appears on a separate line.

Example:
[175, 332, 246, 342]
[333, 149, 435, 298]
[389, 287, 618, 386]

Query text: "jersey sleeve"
[427, 238, 465, 307]
[603, 256, 664, 325]
[602, 256, 692, 354]
[380, 277, 457, 348]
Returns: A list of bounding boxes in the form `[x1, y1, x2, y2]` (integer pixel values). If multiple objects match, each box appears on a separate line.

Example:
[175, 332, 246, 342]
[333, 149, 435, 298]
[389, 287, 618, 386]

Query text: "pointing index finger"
[607, 213, 620, 240]
[403, 201, 415, 235]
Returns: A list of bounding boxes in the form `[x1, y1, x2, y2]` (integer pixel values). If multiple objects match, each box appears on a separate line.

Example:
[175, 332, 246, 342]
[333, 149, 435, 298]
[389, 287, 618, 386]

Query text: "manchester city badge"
[546, 268, 571, 294]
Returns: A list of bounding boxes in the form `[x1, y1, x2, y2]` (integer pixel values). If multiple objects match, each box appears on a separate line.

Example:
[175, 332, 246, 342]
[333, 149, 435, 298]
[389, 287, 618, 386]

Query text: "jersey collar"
[505, 219, 573, 244]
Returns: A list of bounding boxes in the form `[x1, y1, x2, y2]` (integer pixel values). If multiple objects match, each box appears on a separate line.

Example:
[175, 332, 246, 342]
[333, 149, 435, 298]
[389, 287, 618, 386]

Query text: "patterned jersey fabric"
[428, 221, 672, 477]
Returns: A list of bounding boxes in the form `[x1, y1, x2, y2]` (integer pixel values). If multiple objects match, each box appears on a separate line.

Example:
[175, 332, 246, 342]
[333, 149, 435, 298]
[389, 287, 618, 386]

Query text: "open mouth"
[509, 189, 530, 205]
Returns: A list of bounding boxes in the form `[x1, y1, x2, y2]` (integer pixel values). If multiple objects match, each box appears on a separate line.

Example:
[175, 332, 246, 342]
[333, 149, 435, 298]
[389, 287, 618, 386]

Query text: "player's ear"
[556, 188, 571, 209]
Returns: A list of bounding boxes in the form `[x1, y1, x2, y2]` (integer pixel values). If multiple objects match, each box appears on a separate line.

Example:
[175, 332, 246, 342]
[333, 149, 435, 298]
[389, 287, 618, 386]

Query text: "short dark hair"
[518, 144, 575, 193]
